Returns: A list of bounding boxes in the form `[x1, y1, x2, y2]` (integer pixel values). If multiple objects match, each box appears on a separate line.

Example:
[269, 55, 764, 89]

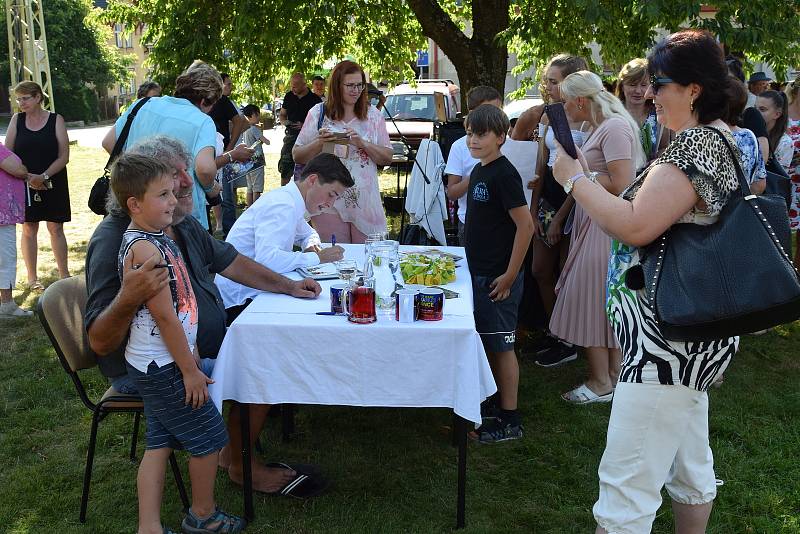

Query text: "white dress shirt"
[216, 180, 321, 308]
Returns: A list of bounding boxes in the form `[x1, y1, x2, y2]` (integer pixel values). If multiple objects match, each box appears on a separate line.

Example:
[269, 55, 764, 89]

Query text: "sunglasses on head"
[649, 74, 674, 94]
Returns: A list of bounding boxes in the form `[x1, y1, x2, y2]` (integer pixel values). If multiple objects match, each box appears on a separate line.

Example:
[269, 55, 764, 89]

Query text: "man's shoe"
[0, 300, 33, 318]
[535, 343, 578, 367]
[470, 418, 523, 444]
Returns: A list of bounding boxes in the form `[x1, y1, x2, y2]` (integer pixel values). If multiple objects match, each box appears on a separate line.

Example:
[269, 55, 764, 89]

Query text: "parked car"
[504, 95, 544, 126]
[382, 80, 461, 151]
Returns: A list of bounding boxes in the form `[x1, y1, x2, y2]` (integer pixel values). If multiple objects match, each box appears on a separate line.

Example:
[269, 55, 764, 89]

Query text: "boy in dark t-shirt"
[464, 104, 534, 443]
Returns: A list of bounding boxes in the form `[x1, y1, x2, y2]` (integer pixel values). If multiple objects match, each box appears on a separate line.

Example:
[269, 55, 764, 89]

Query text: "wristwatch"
[563, 171, 597, 194]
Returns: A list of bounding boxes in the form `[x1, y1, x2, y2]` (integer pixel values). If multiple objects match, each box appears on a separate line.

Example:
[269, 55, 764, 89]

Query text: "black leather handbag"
[765, 154, 792, 210]
[638, 127, 800, 341]
[88, 97, 151, 215]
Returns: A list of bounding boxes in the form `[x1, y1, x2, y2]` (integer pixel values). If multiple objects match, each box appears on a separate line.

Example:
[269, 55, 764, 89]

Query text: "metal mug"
[418, 287, 444, 321]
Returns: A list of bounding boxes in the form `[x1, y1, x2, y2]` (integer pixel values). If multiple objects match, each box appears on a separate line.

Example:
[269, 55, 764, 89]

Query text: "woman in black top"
[4, 81, 71, 290]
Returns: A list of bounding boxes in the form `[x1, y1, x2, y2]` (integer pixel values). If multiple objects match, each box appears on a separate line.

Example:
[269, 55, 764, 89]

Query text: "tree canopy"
[101, 0, 800, 104]
[1, 0, 130, 121]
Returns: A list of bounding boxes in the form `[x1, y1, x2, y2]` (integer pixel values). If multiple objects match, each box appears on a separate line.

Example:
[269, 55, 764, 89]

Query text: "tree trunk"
[407, 0, 510, 111]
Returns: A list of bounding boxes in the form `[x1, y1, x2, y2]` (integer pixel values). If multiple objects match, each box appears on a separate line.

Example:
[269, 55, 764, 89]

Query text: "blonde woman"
[617, 58, 670, 164]
[4, 81, 70, 289]
[548, 70, 645, 403]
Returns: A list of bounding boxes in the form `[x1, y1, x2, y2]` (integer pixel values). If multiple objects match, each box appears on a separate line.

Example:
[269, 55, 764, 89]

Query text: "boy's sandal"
[163, 526, 178, 534]
[27, 281, 45, 291]
[181, 507, 247, 534]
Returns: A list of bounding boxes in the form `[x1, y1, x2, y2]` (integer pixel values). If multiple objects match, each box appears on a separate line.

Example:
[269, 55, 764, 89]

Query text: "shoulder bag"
[87, 97, 151, 216]
[764, 153, 792, 210]
[638, 127, 800, 341]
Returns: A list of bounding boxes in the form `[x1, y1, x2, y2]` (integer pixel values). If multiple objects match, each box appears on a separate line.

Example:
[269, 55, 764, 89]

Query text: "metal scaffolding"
[5, 0, 54, 111]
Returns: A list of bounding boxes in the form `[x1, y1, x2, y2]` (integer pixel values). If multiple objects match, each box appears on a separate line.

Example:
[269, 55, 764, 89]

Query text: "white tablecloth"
[210, 244, 496, 425]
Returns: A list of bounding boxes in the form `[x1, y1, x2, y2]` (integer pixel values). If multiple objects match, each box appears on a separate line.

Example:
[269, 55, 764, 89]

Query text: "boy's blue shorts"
[471, 271, 523, 353]
[127, 361, 228, 456]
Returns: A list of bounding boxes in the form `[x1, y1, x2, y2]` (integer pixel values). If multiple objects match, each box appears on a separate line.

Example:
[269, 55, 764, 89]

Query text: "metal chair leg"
[241, 403, 254, 521]
[80, 409, 102, 523]
[168, 452, 190, 512]
[130, 411, 141, 462]
[455, 414, 468, 529]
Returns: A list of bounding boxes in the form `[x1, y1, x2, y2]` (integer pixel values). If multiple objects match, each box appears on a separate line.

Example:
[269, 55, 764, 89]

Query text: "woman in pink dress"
[548, 71, 645, 403]
[293, 60, 393, 243]
[0, 142, 31, 316]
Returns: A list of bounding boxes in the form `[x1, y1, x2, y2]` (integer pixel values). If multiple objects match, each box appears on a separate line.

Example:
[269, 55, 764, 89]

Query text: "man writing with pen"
[216, 152, 352, 314]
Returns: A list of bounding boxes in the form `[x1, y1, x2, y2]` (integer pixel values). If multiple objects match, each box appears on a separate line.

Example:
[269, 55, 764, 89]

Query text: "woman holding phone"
[513, 53, 590, 366]
[553, 30, 740, 532]
[292, 60, 392, 244]
[548, 71, 644, 403]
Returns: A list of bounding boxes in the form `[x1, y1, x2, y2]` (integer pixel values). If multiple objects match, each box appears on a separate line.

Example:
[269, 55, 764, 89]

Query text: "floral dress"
[786, 118, 800, 228]
[295, 103, 391, 236]
[605, 126, 740, 392]
[731, 128, 766, 185]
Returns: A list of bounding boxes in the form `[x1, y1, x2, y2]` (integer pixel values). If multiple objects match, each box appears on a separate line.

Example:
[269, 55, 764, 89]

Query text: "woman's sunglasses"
[649, 75, 674, 95]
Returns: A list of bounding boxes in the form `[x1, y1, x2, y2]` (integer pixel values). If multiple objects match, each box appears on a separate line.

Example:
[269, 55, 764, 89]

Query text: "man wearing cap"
[747, 72, 772, 108]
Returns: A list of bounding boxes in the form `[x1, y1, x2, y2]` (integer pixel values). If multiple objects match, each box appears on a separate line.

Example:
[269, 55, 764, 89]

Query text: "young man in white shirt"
[216, 153, 351, 309]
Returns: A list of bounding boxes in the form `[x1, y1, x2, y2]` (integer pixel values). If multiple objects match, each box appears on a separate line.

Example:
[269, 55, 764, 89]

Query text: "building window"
[114, 23, 123, 48]
[113, 23, 134, 49]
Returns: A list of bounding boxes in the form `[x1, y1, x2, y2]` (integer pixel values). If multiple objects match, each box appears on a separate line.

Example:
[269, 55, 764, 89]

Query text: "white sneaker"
[0, 300, 33, 318]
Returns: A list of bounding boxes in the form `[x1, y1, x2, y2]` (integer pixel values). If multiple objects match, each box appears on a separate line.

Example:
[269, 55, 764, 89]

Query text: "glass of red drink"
[345, 281, 377, 324]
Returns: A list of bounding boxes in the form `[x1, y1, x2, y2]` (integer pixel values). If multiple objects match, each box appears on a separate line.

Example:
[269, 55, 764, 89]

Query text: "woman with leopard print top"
[552, 30, 740, 534]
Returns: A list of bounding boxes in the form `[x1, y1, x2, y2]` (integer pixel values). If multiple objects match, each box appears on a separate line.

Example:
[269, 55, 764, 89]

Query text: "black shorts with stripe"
[127, 361, 228, 456]
[471, 271, 523, 353]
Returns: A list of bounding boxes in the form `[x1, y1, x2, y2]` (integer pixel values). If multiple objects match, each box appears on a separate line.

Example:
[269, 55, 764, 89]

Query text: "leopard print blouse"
[622, 125, 741, 224]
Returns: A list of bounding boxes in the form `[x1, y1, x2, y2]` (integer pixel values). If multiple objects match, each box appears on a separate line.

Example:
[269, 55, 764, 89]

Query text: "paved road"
[1, 122, 287, 154]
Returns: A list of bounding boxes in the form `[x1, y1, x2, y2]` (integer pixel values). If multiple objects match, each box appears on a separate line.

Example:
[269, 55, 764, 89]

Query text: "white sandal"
[561, 384, 613, 405]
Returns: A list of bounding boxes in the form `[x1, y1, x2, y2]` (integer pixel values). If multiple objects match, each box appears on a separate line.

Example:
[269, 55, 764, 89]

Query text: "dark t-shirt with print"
[283, 89, 322, 130]
[464, 155, 527, 277]
[209, 95, 239, 146]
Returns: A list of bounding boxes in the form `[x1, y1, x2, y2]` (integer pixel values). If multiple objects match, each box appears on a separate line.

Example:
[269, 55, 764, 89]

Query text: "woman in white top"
[293, 60, 393, 244]
[514, 54, 591, 366]
[757, 90, 794, 170]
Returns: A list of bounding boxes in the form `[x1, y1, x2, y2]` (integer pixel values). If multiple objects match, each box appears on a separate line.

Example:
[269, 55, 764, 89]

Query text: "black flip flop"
[262, 462, 329, 499]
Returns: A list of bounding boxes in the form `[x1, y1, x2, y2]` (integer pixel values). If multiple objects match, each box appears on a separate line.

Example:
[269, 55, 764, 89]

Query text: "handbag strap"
[104, 96, 152, 173]
[703, 126, 753, 199]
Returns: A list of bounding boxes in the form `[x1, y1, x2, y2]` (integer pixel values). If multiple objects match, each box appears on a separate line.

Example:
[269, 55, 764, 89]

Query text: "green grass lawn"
[1, 147, 799, 533]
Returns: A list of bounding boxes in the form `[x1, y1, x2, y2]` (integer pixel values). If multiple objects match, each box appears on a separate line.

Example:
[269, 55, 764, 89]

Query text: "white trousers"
[0, 225, 17, 289]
